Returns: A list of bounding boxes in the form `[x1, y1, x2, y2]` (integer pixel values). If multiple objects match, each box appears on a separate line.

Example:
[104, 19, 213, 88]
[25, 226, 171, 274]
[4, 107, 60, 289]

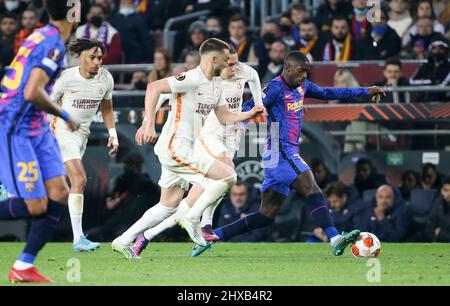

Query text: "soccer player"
[50, 38, 118, 252]
[128, 48, 264, 256]
[111, 38, 264, 258]
[0, 0, 78, 283]
[191, 51, 386, 257]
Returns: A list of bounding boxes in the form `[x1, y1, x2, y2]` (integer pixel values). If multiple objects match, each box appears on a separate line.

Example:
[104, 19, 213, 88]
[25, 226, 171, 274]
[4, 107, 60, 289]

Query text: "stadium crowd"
[0, 0, 449, 244]
[0, 0, 449, 101]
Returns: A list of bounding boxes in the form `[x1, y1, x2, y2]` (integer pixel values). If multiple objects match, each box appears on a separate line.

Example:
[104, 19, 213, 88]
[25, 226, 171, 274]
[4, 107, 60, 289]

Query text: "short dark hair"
[310, 158, 326, 170]
[123, 152, 144, 167]
[229, 13, 247, 26]
[22, 8, 39, 18]
[68, 38, 106, 57]
[0, 12, 18, 23]
[89, 4, 105, 14]
[233, 180, 248, 191]
[199, 38, 230, 55]
[44, 0, 73, 21]
[385, 57, 402, 69]
[401, 170, 419, 183]
[325, 181, 350, 198]
[331, 16, 349, 26]
[284, 50, 308, 65]
[356, 158, 373, 169]
[442, 176, 450, 186]
[301, 17, 316, 26]
[290, 3, 307, 12]
[422, 162, 437, 173]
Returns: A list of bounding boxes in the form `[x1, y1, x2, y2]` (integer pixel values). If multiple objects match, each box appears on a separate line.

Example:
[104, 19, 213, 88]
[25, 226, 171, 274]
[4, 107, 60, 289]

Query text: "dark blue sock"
[305, 192, 339, 240]
[214, 212, 274, 241]
[22, 200, 65, 257]
[0, 198, 31, 220]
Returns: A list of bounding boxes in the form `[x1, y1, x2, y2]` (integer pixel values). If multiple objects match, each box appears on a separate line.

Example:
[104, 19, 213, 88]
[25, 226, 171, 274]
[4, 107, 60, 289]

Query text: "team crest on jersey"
[99, 88, 104, 95]
[25, 182, 35, 193]
[237, 81, 242, 89]
[175, 73, 186, 81]
[49, 48, 61, 61]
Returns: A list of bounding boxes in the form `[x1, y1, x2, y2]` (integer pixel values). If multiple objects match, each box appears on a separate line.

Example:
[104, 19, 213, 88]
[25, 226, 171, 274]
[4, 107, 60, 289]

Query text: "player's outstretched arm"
[214, 104, 265, 125]
[138, 79, 172, 145]
[24, 68, 79, 131]
[305, 80, 385, 102]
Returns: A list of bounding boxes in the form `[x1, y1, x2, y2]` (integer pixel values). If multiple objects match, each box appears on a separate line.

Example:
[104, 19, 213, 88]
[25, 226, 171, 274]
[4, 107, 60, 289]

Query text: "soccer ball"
[351, 232, 381, 258]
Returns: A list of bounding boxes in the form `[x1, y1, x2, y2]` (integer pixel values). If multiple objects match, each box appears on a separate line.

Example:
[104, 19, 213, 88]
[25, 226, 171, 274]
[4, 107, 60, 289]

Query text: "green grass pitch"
[0, 243, 448, 285]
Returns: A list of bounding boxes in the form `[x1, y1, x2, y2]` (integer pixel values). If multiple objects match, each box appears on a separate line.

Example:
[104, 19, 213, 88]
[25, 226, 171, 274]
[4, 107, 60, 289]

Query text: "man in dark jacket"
[356, 7, 401, 60]
[315, 0, 352, 34]
[372, 58, 411, 103]
[356, 185, 412, 242]
[110, 0, 153, 63]
[311, 158, 338, 190]
[426, 176, 450, 242]
[353, 158, 386, 196]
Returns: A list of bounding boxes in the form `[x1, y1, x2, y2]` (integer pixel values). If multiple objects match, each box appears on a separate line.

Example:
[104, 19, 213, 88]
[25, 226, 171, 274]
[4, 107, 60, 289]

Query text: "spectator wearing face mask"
[315, 0, 353, 34]
[251, 19, 281, 65]
[205, 16, 224, 39]
[298, 18, 326, 62]
[279, 12, 297, 49]
[76, 4, 122, 64]
[129, 70, 148, 91]
[322, 16, 357, 61]
[410, 37, 450, 102]
[13, 8, 44, 53]
[110, 0, 153, 64]
[350, 0, 370, 41]
[258, 40, 289, 83]
[0, 0, 27, 18]
[372, 57, 410, 102]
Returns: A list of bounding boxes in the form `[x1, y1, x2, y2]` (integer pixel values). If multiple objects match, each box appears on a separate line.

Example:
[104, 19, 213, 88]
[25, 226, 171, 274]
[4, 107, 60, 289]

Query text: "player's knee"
[26, 198, 48, 216]
[48, 185, 70, 204]
[72, 174, 87, 192]
[260, 204, 281, 219]
[222, 173, 237, 189]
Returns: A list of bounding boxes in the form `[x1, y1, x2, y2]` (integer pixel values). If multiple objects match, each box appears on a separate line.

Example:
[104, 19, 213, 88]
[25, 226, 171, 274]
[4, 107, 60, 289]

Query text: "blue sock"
[22, 200, 65, 257]
[18, 253, 36, 265]
[215, 212, 274, 241]
[0, 198, 31, 220]
[305, 192, 339, 240]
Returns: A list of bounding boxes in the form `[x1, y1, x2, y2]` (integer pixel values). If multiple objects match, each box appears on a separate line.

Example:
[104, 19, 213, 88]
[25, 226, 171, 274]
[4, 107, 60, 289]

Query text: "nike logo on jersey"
[70, 90, 79, 94]
[197, 92, 204, 96]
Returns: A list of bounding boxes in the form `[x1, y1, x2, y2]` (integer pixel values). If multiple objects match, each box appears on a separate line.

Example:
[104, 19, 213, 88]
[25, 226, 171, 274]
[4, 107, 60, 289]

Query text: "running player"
[50, 38, 118, 252]
[191, 51, 386, 257]
[111, 38, 264, 258]
[0, 0, 78, 283]
[129, 47, 264, 257]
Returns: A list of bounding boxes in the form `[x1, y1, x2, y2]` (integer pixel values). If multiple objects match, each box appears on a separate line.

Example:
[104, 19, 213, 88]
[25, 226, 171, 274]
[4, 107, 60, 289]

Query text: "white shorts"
[54, 129, 88, 163]
[157, 140, 216, 190]
[198, 130, 240, 159]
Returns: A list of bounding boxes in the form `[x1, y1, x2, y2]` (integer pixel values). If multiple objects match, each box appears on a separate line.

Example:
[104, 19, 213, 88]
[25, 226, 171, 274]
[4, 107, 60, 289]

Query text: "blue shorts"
[0, 129, 65, 199]
[260, 149, 311, 197]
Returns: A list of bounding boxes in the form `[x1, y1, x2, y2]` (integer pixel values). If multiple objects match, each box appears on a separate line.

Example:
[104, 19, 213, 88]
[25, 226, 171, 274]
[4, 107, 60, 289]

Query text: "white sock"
[200, 196, 223, 228]
[68, 193, 84, 243]
[330, 235, 342, 246]
[143, 200, 190, 241]
[186, 174, 236, 223]
[13, 260, 33, 270]
[118, 203, 177, 245]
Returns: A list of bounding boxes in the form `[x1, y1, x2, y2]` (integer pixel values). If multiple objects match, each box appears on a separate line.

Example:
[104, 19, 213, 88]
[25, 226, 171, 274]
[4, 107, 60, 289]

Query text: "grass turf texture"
[0, 243, 448, 285]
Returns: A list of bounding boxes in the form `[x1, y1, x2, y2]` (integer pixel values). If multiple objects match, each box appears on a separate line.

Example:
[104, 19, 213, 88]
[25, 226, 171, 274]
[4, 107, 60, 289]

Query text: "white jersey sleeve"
[245, 65, 263, 106]
[166, 70, 200, 94]
[156, 93, 171, 112]
[103, 70, 114, 100]
[50, 72, 66, 104]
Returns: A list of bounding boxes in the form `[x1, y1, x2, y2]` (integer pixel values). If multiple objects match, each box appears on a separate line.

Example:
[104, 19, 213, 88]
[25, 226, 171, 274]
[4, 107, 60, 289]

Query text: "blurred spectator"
[410, 37, 450, 101]
[298, 18, 325, 62]
[353, 158, 386, 196]
[173, 50, 200, 75]
[372, 58, 410, 103]
[399, 170, 420, 202]
[322, 17, 357, 61]
[310, 158, 338, 189]
[388, 0, 413, 39]
[357, 6, 402, 60]
[76, 4, 122, 65]
[426, 176, 450, 242]
[324, 181, 366, 234]
[225, 14, 253, 62]
[402, 16, 444, 59]
[143, 0, 184, 30]
[13, 8, 43, 53]
[421, 163, 442, 190]
[250, 18, 280, 65]
[0, 12, 18, 76]
[258, 40, 288, 83]
[130, 70, 148, 90]
[357, 185, 412, 242]
[350, 0, 370, 41]
[86, 152, 160, 242]
[178, 20, 208, 62]
[0, 0, 27, 17]
[216, 181, 268, 242]
[110, 0, 153, 64]
[331, 69, 365, 103]
[184, 0, 230, 16]
[290, 3, 309, 46]
[403, 0, 445, 46]
[148, 48, 172, 83]
[279, 12, 297, 49]
[315, 0, 352, 34]
[206, 16, 224, 39]
[94, 0, 117, 18]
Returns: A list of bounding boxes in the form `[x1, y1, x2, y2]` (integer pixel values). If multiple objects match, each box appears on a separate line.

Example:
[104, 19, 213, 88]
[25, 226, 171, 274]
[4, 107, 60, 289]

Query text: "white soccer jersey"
[201, 62, 262, 139]
[154, 67, 226, 158]
[50, 66, 114, 136]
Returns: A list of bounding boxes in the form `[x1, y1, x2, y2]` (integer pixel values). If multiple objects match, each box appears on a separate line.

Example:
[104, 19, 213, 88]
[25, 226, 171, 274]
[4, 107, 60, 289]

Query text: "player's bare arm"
[214, 104, 265, 125]
[100, 99, 119, 156]
[367, 86, 386, 103]
[137, 79, 172, 145]
[24, 68, 80, 131]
